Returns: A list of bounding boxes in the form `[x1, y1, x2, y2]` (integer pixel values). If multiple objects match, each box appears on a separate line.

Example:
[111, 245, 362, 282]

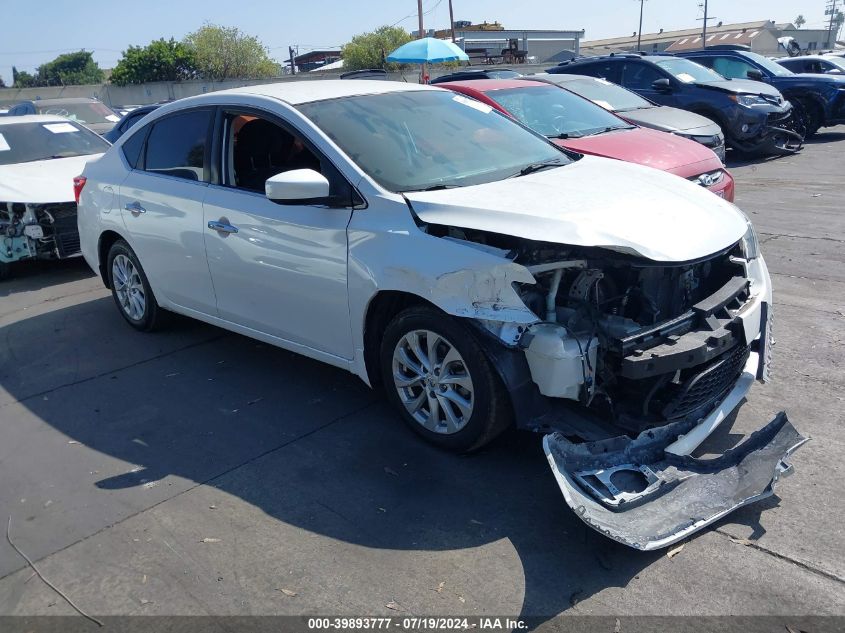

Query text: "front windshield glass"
[297, 90, 569, 192]
[0, 121, 110, 166]
[741, 51, 794, 76]
[37, 101, 119, 125]
[487, 84, 631, 138]
[551, 77, 652, 112]
[655, 58, 725, 83]
[824, 56, 845, 71]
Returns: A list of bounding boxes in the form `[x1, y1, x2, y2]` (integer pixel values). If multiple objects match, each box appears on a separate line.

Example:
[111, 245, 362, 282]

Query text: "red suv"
[438, 79, 735, 201]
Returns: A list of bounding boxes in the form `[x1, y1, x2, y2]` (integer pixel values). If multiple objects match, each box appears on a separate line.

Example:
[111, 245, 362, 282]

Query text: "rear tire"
[795, 99, 824, 138]
[106, 240, 164, 332]
[380, 306, 513, 453]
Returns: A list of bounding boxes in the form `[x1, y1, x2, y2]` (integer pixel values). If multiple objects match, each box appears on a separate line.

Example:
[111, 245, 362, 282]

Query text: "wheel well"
[97, 230, 123, 288]
[363, 291, 435, 388]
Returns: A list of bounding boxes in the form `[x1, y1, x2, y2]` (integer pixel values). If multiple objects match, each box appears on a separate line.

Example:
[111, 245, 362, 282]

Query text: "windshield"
[655, 58, 725, 83]
[297, 90, 569, 192]
[36, 101, 119, 125]
[486, 84, 631, 138]
[825, 57, 845, 71]
[551, 77, 652, 112]
[741, 51, 794, 77]
[0, 121, 109, 166]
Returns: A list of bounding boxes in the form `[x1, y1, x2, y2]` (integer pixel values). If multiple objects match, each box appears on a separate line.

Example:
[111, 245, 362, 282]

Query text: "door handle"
[208, 220, 239, 234]
[124, 201, 146, 215]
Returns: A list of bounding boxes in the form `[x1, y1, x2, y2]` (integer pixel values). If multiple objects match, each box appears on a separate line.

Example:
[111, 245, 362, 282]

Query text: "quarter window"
[144, 109, 212, 182]
[121, 126, 147, 169]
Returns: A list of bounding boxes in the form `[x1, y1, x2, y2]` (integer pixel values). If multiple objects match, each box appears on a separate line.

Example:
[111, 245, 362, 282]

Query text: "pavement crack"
[715, 528, 845, 585]
[759, 231, 845, 245]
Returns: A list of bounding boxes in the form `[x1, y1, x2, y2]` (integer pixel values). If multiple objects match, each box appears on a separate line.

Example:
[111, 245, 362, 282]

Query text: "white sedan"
[0, 115, 109, 279]
[77, 80, 804, 550]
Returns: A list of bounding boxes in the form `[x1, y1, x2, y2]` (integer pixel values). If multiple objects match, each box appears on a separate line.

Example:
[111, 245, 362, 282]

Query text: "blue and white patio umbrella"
[386, 37, 469, 64]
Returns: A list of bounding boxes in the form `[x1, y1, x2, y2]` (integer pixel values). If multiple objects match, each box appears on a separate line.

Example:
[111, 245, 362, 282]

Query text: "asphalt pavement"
[0, 131, 843, 627]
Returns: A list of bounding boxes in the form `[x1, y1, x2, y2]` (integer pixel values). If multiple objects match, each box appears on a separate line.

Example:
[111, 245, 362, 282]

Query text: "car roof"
[435, 78, 548, 92]
[780, 55, 837, 62]
[530, 73, 593, 83]
[0, 114, 71, 126]
[29, 97, 101, 104]
[198, 79, 435, 105]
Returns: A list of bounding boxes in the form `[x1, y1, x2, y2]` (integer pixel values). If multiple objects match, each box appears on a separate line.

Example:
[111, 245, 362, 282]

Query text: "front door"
[202, 109, 356, 359]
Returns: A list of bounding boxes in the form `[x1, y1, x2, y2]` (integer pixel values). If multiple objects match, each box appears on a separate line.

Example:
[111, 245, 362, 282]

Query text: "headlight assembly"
[733, 94, 771, 108]
[741, 221, 761, 260]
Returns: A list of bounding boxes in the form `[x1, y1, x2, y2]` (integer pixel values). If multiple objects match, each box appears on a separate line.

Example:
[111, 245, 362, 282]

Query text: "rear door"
[117, 107, 218, 316]
[202, 107, 357, 358]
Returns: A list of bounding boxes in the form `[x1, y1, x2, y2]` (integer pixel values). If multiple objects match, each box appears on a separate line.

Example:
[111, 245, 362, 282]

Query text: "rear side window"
[144, 109, 212, 182]
[121, 127, 147, 168]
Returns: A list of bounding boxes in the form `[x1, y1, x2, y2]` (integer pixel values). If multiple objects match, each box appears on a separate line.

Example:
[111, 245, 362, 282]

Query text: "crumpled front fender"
[543, 411, 807, 551]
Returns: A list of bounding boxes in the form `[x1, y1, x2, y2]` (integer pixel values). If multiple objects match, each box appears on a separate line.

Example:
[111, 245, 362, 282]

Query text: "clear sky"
[1, 0, 834, 85]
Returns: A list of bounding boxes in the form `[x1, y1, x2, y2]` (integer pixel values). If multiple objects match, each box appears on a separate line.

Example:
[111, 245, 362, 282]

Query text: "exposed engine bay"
[1, 201, 80, 273]
[422, 221, 805, 550]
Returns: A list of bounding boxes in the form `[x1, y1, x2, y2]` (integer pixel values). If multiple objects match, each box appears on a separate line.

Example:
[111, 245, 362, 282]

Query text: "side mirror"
[651, 78, 672, 92]
[746, 69, 764, 81]
[265, 169, 330, 204]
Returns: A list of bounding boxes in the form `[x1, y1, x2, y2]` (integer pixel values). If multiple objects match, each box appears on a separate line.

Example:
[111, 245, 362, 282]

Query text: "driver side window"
[621, 63, 664, 90]
[226, 114, 321, 193]
[221, 111, 359, 206]
[710, 56, 757, 80]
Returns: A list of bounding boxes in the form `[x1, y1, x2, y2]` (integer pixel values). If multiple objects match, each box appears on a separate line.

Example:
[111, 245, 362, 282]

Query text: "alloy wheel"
[112, 254, 146, 321]
[391, 329, 474, 435]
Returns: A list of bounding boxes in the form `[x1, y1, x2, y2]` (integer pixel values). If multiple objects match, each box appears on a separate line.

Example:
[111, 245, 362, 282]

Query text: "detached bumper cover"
[543, 411, 806, 550]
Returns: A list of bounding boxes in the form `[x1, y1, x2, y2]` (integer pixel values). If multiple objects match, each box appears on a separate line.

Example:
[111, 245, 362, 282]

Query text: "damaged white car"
[0, 115, 109, 279]
[77, 81, 806, 550]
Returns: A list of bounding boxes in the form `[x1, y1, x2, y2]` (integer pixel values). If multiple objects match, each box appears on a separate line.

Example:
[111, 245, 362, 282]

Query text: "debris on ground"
[385, 600, 401, 611]
[278, 588, 297, 597]
[200, 537, 221, 543]
[667, 543, 685, 559]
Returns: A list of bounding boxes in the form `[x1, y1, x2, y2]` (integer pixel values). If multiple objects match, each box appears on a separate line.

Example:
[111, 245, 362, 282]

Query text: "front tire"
[106, 240, 163, 332]
[380, 306, 512, 452]
[794, 99, 824, 138]
[0, 262, 11, 281]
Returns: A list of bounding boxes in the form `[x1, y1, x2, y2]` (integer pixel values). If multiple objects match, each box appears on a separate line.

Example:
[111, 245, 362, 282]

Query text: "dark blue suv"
[677, 48, 845, 137]
[548, 54, 803, 155]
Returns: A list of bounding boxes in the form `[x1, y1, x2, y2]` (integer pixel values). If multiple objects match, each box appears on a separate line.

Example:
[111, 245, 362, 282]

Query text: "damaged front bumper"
[543, 350, 807, 550]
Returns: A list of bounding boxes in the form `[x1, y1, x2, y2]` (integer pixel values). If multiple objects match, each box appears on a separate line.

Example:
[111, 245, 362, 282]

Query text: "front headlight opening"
[741, 222, 761, 260]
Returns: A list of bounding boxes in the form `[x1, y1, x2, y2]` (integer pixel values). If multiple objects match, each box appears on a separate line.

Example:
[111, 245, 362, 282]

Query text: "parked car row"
[64, 79, 804, 551]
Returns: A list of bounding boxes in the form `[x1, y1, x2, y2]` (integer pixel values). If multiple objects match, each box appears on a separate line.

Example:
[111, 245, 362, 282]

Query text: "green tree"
[35, 51, 104, 86]
[794, 15, 806, 28]
[12, 66, 39, 88]
[184, 24, 278, 80]
[341, 26, 414, 71]
[111, 38, 197, 85]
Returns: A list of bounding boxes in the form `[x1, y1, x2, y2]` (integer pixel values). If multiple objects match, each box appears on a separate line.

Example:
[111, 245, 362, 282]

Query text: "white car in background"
[0, 114, 109, 279]
[76, 81, 804, 550]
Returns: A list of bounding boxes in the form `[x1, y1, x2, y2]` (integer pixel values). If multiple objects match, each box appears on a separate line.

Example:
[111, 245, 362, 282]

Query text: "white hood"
[405, 156, 747, 262]
[0, 154, 102, 203]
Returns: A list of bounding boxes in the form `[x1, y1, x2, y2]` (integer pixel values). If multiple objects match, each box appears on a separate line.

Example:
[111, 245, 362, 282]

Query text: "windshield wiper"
[405, 184, 458, 192]
[548, 132, 583, 139]
[511, 159, 563, 178]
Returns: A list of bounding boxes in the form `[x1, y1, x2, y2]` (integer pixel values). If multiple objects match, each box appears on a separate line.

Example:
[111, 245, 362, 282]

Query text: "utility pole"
[826, 0, 838, 48]
[288, 46, 296, 75]
[697, 0, 717, 48]
[635, 0, 646, 51]
[449, 0, 456, 42]
[418, 0, 425, 38]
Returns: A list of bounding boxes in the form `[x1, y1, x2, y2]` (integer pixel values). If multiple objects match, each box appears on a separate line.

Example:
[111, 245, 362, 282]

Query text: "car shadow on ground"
[0, 257, 95, 299]
[804, 130, 845, 144]
[0, 296, 773, 619]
